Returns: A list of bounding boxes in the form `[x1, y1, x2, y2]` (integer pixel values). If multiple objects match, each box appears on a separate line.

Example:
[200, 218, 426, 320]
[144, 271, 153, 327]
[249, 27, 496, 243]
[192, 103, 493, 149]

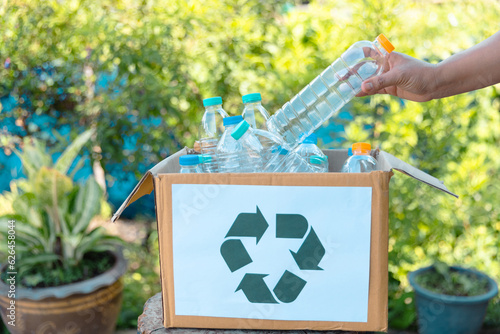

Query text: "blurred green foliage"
[117, 225, 160, 329]
[1, 0, 500, 330]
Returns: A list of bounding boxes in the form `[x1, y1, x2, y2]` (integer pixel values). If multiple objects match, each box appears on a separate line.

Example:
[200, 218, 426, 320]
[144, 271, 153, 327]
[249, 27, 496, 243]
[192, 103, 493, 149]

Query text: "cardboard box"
[112, 148, 456, 332]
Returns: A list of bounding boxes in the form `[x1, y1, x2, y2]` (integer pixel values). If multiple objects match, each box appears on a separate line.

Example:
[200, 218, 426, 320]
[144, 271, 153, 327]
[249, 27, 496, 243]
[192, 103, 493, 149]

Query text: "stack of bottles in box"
[179, 34, 395, 174]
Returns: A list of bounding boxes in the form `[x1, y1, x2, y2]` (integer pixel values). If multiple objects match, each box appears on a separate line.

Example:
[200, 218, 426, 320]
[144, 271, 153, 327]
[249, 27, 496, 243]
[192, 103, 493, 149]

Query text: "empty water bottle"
[227, 120, 264, 172]
[179, 155, 202, 173]
[271, 147, 316, 173]
[266, 34, 394, 149]
[341, 142, 377, 173]
[249, 128, 288, 171]
[199, 96, 229, 173]
[340, 147, 353, 173]
[294, 133, 328, 173]
[217, 116, 247, 173]
[241, 93, 270, 130]
[310, 155, 329, 172]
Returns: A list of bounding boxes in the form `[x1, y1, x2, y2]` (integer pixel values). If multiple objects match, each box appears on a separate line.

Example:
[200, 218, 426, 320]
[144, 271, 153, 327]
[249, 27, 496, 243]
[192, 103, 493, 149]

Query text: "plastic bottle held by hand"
[179, 155, 202, 173]
[266, 34, 394, 149]
[216, 115, 245, 173]
[241, 93, 270, 130]
[230, 120, 264, 172]
[294, 133, 328, 173]
[342, 142, 377, 173]
[199, 96, 229, 173]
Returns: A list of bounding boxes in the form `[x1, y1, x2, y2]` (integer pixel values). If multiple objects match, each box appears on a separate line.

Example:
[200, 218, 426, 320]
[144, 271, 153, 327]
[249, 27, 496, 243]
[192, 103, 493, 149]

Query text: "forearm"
[431, 31, 500, 99]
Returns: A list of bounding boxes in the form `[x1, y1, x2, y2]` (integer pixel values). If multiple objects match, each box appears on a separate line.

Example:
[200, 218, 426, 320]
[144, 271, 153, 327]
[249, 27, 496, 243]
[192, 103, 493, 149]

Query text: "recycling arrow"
[276, 213, 308, 239]
[235, 274, 278, 304]
[290, 227, 325, 270]
[220, 239, 253, 272]
[225, 206, 268, 244]
[222, 207, 325, 304]
[273, 270, 307, 303]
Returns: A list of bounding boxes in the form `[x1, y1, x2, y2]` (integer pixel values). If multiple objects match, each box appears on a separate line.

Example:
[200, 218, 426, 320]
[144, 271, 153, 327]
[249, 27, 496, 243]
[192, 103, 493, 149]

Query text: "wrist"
[425, 63, 442, 100]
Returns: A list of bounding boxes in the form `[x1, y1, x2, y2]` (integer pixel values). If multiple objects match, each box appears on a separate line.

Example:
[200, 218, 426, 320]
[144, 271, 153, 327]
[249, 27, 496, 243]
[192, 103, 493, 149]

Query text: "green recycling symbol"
[220, 206, 325, 304]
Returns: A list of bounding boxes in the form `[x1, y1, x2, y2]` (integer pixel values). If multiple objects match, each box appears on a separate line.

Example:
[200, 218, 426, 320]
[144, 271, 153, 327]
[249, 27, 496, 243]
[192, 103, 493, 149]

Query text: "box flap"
[112, 147, 457, 222]
[111, 147, 189, 222]
[378, 151, 458, 198]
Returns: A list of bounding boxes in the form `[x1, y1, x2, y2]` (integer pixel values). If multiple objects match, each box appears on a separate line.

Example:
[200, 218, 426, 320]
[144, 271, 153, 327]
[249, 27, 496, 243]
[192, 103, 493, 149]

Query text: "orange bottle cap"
[376, 34, 394, 53]
[352, 142, 372, 154]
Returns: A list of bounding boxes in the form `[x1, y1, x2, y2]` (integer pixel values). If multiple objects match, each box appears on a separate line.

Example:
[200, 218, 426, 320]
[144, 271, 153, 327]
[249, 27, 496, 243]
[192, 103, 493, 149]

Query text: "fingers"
[361, 71, 399, 95]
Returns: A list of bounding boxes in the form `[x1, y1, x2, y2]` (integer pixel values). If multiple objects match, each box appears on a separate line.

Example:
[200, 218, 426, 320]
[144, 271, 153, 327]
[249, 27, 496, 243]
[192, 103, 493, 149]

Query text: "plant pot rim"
[408, 265, 499, 304]
[0, 248, 127, 300]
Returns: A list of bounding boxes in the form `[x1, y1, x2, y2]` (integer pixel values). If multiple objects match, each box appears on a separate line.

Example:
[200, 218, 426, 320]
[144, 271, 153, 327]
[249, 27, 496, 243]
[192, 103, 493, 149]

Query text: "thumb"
[361, 71, 398, 94]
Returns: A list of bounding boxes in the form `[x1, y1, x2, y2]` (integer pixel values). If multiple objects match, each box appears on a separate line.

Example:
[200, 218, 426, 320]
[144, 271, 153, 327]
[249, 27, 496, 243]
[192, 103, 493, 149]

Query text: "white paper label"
[171, 184, 372, 322]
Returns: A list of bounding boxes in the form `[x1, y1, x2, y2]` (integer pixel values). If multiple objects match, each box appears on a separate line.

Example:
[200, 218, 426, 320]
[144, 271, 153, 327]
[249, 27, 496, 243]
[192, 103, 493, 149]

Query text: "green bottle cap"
[231, 120, 250, 140]
[199, 154, 212, 164]
[310, 155, 327, 165]
[203, 96, 223, 107]
[242, 93, 262, 104]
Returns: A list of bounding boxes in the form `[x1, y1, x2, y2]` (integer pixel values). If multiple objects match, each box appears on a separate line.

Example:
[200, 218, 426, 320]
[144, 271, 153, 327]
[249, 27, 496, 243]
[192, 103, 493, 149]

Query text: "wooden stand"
[138, 293, 360, 334]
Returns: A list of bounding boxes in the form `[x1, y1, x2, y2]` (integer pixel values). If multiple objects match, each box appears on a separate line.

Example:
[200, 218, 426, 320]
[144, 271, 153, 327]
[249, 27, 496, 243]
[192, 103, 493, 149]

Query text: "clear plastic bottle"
[250, 128, 288, 172]
[271, 147, 316, 173]
[199, 96, 229, 173]
[179, 155, 202, 173]
[241, 93, 270, 130]
[341, 142, 377, 173]
[294, 133, 329, 173]
[228, 120, 264, 172]
[340, 147, 353, 173]
[216, 115, 247, 173]
[310, 155, 329, 172]
[266, 34, 394, 149]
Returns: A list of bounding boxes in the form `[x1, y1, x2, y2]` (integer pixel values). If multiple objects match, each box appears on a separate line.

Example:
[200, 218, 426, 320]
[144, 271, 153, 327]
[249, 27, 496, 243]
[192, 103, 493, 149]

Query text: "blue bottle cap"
[203, 96, 223, 107]
[302, 133, 318, 145]
[231, 120, 250, 140]
[223, 115, 244, 127]
[242, 93, 262, 104]
[179, 155, 200, 166]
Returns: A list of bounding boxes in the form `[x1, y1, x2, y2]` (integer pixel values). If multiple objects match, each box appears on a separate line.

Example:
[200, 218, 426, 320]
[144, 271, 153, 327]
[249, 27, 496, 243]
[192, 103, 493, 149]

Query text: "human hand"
[357, 52, 438, 102]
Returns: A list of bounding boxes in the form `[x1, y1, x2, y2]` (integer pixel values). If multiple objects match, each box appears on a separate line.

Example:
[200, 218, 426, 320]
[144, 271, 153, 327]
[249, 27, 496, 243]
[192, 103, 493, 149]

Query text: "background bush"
[1, 0, 499, 330]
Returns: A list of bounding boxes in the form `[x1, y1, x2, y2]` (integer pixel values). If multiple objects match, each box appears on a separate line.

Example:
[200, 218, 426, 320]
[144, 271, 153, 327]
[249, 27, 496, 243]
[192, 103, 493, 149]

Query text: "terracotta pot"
[0, 249, 127, 334]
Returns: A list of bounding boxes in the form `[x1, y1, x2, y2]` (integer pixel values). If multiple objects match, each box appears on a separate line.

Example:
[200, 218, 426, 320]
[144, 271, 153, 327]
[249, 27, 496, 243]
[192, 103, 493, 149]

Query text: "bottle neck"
[373, 39, 389, 56]
[245, 101, 262, 108]
[353, 149, 370, 155]
[239, 130, 251, 141]
[181, 165, 198, 170]
[224, 124, 238, 131]
[205, 104, 222, 113]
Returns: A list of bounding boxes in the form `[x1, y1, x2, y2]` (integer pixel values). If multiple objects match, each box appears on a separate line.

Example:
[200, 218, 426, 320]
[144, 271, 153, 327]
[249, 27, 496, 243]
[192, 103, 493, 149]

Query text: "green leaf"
[54, 128, 94, 175]
[33, 167, 73, 207]
[16, 253, 61, 271]
[72, 177, 103, 234]
[13, 139, 52, 179]
[22, 273, 44, 287]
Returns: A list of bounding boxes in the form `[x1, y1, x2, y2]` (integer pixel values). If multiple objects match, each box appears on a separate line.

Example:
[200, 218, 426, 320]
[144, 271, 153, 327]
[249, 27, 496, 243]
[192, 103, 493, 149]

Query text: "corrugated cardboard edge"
[111, 148, 189, 222]
[378, 151, 458, 198]
[157, 172, 391, 332]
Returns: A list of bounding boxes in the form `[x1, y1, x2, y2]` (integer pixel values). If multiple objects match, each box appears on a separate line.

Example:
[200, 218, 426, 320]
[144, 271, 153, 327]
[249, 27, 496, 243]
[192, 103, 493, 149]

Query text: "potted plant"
[0, 130, 126, 334]
[408, 261, 498, 334]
